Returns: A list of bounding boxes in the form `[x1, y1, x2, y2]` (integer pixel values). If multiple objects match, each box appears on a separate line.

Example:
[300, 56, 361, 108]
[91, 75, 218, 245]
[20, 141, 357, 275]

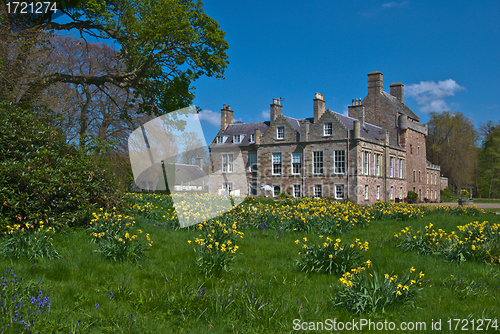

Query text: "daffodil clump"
[88, 208, 151, 262]
[421, 204, 484, 216]
[188, 217, 244, 275]
[396, 221, 500, 264]
[370, 201, 425, 221]
[0, 221, 59, 260]
[333, 264, 425, 315]
[295, 236, 369, 274]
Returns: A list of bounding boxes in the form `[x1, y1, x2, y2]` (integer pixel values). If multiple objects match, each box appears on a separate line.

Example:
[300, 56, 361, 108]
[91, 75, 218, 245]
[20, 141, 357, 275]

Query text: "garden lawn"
[0, 195, 499, 333]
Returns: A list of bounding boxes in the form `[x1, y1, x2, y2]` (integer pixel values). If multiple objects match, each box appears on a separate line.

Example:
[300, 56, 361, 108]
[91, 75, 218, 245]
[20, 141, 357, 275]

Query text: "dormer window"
[250, 133, 255, 143]
[216, 136, 224, 144]
[233, 134, 242, 143]
[324, 123, 333, 136]
[277, 127, 285, 139]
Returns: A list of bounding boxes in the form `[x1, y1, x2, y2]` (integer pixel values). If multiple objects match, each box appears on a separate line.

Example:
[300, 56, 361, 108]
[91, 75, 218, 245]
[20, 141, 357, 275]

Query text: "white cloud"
[382, 1, 409, 8]
[197, 109, 220, 126]
[261, 110, 270, 120]
[405, 79, 466, 113]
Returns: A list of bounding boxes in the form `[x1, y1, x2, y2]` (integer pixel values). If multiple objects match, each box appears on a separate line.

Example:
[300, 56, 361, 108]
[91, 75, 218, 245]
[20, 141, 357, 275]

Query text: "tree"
[477, 122, 500, 198]
[178, 131, 208, 167]
[0, 0, 229, 115]
[426, 111, 477, 190]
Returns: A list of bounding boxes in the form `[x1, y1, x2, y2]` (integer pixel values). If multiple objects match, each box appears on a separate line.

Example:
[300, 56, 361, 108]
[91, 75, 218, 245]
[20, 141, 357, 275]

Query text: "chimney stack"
[313, 93, 325, 123]
[368, 71, 383, 95]
[348, 99, 365, 125]
[254, 129, 261, 145]
[195, 155, 203, 169]
[390, 82, 404, 103]
[353, 120, 361, 140]
[299, 119, 309, 141]
[379, 129, 389, 145]
[270, 98, 283, 124]
[220, 104, 234, 131]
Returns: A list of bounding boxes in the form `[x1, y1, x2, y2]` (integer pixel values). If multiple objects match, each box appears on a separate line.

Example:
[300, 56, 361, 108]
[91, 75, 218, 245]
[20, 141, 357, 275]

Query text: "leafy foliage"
[332, 264, 425, 315]
[295, 236, 369, 275]
[0, 102, 119, 228]
[406, 191, 419, 203]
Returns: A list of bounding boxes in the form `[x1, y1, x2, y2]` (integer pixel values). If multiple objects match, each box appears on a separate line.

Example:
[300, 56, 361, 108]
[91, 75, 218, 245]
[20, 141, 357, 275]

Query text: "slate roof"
[381, 91, 419, 121]
[211, 110, 398, 147]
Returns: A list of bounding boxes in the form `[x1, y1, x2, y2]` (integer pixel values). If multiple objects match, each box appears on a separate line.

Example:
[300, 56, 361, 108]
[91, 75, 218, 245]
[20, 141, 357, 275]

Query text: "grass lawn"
[1, 195, 499, 333]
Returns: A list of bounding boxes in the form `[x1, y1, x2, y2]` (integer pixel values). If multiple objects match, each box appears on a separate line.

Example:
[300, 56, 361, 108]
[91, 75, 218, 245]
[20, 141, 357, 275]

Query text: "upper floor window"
[324, 123, 333, 136]
[292, 152, 302, 175]
[249, 133, 255, 143]
[277, 127, 285, 139]
[363, 151, 370, 175]
[313, 151, 324, 175]
[389, 157, 395, 177]
[375, 154, 382, 176]
[272, 153, 282, 175]
[248, 152, 257, 171]
[417, 146, 420, 156]
[364, 185, 369, 200]
[233, 134, 242, 143]
[398, 159, 404, 178]
[222, 154, 233, 173]
[216, 136, 224, 144]
[334, 150, 346, 174]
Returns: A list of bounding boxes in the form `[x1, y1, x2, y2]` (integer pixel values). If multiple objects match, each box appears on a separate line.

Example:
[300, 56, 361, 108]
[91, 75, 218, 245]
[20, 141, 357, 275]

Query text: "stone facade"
[208, 71, 445, 204]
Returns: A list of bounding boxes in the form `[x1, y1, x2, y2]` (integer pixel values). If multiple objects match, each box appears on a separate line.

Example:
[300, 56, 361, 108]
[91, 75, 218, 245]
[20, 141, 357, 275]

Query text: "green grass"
[1, 197, 499, 333]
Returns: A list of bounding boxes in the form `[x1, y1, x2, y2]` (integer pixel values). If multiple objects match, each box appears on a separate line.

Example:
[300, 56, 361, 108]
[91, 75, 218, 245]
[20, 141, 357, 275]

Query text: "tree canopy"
[0, 0, 229, 115]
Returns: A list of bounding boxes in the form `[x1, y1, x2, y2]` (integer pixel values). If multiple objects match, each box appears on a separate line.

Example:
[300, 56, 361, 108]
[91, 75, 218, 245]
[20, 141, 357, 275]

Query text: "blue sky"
[194, 0, 500, 142]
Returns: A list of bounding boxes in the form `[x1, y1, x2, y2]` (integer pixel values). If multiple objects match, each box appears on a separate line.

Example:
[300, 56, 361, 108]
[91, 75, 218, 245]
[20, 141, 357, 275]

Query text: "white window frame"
[389, 157, 394, 177]
[390, 186, 394, 200]
[363, 151, 370, 175]
[334, 150, 346, 174]
[233, 134, 242, 143]
[292, 152, 302, 175]
[222, 154, 233, 173]
[324, 123, 333, 136]
[365, 185, 369, 200]
[277, 126, 285, 139]
[375, 154, 381, 176]
[222, 182, 233, 191]
[249, 133, 255, 143]
[313, 151, 324, 175]
[376, 185, 380, 200]
[293, 184, 301, 198]
[399, 159, 404, 178]
[272, 153, 282, 175]
[248, 152, 257, 171]
[216, 136, 224, 144]
[335, 184, 344, 200]
[314, 184, 322, 198]
[400, 187, 403, 200]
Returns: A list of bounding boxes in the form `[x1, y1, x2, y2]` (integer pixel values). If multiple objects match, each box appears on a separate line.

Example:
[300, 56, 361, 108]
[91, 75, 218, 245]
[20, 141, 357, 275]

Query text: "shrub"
[441, 187, 451, 201]
[0, 102, 120, 229]
[407, 191, 419, 203]
[295, 236, 369, 275]
[332, 263, 425, 315]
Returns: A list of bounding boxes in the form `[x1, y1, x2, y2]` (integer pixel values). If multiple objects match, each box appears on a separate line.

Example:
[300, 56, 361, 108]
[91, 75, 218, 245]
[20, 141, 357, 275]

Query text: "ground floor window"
[390, 186, 394, 200]
[364, 185, 369, 200]
[376, 185, 380, 200]
[314, 185, 322, 198]
[273, 185, 281, 197]
[293, 184, 301, 198]
[250, 182, 257, 196]
[335, 185, 344, 199]
[400, 187, 403, 200]
[222, 182, 233, 191]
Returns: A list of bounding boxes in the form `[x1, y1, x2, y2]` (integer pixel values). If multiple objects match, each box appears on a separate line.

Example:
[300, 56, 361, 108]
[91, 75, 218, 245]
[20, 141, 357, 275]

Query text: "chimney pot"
[313, 92, 326, 123]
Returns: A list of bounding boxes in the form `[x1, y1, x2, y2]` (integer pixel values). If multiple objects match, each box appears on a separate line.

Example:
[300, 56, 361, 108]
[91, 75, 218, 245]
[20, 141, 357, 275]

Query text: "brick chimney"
[254, 129, 261, 145]
[348, 98, 365, 125]
[220, 104, 233, 131]
[390, 82, 404, 103]
[313, 93, 325, 123]
[195, 155, 203, 168]
[368, 71, 383, 95]
[270, 98, 282, 124]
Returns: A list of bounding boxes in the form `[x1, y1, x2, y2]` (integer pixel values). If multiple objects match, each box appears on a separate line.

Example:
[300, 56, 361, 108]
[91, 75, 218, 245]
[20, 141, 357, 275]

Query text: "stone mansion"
[208, 71, 444, 204]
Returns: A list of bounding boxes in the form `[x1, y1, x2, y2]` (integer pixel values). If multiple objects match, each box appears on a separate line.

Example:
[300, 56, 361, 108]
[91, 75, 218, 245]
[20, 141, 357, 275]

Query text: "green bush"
[407, 191, 418, 203]
[441, 187, 451, 201]
[0, 102, 120, 228]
